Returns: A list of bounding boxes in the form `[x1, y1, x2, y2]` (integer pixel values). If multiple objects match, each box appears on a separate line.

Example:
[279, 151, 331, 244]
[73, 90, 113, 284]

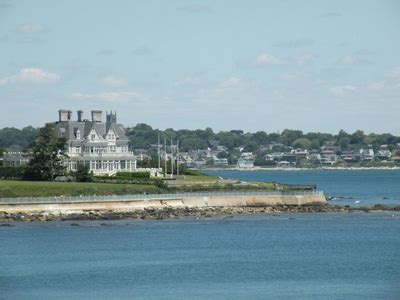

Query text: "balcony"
[68, 151, 135, 158]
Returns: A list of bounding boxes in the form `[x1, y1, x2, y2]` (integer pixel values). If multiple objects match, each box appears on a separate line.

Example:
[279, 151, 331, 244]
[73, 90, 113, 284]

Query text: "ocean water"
[205, 170, 400, 207]
[1, 170, 400, 299]
[1, 213, 400, 299]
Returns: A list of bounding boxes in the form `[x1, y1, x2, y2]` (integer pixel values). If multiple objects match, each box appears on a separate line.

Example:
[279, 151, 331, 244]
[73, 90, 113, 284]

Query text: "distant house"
[216, 145, 227, 152]
[133, 149, 151, 161]
[192, 159, 207, 167]
[240, 152, 255, 160]
[277, 160, 291, 167]
[282, 153, 297, 163]
[390, 146, 400, 161]
[3, 152, 31, 167]
[320, 150, 338, 165]
[341, 151, 357, 162]
[292, 148, 309, 159]
[308, 150, 321, 163]
[237, 158, 254, 168]
[376, 149, 391, 160]
[213, 157, 228, 166]
[265, 152, 284, 161]
[359, 148, 374, 161]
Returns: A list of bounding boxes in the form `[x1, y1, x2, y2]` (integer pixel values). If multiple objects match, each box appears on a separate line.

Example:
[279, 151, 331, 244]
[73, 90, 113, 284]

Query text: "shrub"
[115, 171, 150, 179]
[0, 166, 27, 180]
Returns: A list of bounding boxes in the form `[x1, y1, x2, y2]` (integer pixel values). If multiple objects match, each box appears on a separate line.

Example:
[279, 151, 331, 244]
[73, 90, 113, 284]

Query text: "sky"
[0, 0, 400, 134]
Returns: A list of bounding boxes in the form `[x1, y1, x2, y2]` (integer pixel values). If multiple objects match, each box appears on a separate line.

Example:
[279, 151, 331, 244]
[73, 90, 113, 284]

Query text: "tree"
[24, 124, 67, 181]
[74, 164, 93, 182]
[292, 138, 311, 149]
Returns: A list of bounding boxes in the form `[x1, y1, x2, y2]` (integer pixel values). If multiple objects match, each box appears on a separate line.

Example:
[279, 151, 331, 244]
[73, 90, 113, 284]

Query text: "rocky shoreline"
[1, 204, 399, 223]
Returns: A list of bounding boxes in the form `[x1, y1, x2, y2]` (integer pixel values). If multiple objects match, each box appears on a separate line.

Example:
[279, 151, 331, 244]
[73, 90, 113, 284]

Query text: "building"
[359, 148, 374, 161]
[320, 150, 338, 165]
[3, 152, 32, 167]
[213, 157, 228, 166]
[50, 109, 137, 175]
[237, 158, 254, 168]
[376, 149, 391, 160]
[341, 150, 358, 162]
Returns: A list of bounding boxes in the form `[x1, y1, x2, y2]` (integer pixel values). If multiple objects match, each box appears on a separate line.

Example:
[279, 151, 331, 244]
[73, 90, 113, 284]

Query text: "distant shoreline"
[203, 166, 400, 172]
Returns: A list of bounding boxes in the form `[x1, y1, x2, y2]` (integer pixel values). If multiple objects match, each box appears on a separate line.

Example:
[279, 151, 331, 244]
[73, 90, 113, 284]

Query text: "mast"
[170, 138, 174, 179]
[177, 139, 179, 176]
[164, 137, 167, 178]
[157, 132, 160, 170]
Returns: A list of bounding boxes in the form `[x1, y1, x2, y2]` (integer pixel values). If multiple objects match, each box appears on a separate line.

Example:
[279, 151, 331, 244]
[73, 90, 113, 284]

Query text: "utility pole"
[177, 139, 180, 176]
[164, 137, 167, 178]
[157, 132, 160, 170]
[170, 138, 174, 179]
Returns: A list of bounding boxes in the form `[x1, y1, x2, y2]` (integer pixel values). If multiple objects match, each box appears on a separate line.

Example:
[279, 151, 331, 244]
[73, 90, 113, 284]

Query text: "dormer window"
[107, 130, 116, 140]
[76, 129, 81, 139]
[91, 134, 96, 141]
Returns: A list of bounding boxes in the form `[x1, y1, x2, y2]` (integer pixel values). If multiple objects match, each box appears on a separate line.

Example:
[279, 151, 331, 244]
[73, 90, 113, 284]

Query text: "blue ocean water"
[1, 170, 400, 299]
[206, 170, 400, 207]
[1, 213, 400, 299]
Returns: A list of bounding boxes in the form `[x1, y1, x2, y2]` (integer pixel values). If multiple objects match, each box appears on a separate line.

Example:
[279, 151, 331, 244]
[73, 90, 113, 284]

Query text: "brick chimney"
[59, 109, 71, 122]
[77, 110, 84, 122]
[91, 110, 102, 122]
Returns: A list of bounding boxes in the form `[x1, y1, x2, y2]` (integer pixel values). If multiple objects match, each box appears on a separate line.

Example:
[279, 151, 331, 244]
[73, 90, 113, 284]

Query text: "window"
[76, 130, 81, 139]
[91, 134, 96, 141]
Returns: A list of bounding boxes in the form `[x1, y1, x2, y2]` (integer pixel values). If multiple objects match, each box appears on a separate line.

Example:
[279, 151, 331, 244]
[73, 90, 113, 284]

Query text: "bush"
[115, 171, 150, 179]
[74, 164, 93, 182]
[0, 166, 27, 180]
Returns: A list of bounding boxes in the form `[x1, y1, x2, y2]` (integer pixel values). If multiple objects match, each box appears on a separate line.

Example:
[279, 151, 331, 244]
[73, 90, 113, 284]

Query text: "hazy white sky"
[1, 0, 400, 134]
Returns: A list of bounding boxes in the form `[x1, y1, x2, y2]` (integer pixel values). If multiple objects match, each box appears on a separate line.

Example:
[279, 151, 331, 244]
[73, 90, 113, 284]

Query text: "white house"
[50, 109, 137, 176]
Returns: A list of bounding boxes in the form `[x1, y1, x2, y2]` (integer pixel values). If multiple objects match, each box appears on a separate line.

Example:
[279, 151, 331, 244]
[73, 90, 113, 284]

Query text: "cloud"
[387, 67, 400, 79]
[330, 85, 357, 95]
[96, 49, 115, 56]
[0, 68, 60, 86]
[174, 75, 199, 87]
[177, 3, 212, 13]
[368, 81, 386, 91]
[71, 91, 147, 103]
[321, 12, 342, 18]
[280, 72, 306, 81]
[289, 53, 316, 65]
[253, 53, 286, 66]
[99, 75, 128, 87]
[132, 45, 152, 56]
[338, 55, 372, 65]
[219, 77, 243, 88]
[17, 23, 44, 33]
[273, 38, 314, 48]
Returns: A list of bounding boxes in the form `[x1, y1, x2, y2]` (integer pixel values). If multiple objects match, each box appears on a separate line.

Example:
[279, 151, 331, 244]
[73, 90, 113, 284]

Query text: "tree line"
[125, 124, 400, 153]
[1, 124, 400, 155]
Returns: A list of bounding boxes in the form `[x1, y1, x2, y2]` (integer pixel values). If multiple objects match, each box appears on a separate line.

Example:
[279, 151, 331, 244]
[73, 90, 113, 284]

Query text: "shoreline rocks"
[0, 204, 399, 223]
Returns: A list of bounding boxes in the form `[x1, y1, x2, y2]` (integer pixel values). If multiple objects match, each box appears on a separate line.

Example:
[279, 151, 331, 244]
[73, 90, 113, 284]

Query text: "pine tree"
[24, 124, 67, 181]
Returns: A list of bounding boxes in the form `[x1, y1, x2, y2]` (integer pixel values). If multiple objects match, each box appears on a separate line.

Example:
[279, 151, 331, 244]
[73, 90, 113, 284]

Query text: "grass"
[177, 175, 219, 181]
[0, 180, 168, 198]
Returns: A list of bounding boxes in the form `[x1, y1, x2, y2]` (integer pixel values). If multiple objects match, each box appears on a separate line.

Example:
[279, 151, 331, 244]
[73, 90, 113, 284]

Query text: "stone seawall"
[0, 194, 326, 213]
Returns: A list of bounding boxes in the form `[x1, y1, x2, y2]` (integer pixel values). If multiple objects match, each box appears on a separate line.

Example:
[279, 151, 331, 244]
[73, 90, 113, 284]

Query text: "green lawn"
[0, 180, 167, 198]
[177, 175, 219, 181]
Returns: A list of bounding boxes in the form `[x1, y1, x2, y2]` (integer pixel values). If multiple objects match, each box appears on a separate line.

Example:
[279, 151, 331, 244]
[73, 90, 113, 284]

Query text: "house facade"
[50, 109, 137, 175]
[3, 152, 32, 167]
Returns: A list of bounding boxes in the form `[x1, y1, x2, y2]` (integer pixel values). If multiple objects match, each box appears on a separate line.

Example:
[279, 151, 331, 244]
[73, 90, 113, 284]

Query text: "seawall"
[0, 194, 326, 213]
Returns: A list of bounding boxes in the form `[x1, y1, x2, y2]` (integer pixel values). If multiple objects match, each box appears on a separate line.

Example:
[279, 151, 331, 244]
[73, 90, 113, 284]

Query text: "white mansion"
[50, 109, 137, 175]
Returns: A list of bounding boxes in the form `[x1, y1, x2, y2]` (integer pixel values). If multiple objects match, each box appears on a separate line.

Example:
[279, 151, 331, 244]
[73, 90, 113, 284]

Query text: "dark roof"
[50, 120, 129, 145]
